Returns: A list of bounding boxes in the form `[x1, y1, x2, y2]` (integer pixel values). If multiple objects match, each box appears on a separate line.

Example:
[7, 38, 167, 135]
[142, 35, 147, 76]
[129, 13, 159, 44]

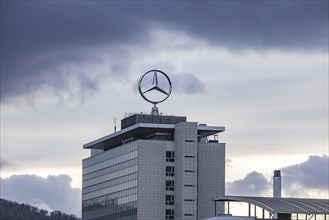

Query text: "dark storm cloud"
[282, 155, 329, 191]
[226, 171, 270, 196]
[150, 1, 328, 51]
[0, 174, 81, 216]
[1, 1, 327, 102]
[1, 1, 146, 102]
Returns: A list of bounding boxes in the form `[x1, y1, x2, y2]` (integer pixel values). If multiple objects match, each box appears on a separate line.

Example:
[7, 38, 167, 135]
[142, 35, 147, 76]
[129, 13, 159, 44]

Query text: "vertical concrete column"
[174, 122, 198, 220]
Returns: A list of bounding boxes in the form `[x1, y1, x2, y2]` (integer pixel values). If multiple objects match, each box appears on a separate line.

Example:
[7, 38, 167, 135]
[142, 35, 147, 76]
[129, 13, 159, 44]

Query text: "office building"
[82, 113, 226, 220]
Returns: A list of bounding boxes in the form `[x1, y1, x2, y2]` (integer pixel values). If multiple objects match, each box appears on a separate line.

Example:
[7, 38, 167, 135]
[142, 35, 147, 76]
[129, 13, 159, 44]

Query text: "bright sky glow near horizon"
[1, 1, 328, 217]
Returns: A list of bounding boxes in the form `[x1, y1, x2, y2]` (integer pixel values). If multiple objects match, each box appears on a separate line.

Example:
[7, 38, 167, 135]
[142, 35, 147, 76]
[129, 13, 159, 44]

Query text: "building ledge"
[84, 123, 225, 151]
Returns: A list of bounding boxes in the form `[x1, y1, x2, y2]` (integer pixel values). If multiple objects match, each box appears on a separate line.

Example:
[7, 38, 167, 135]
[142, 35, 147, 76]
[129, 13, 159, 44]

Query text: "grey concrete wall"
[197, 142, 225, 219]
[137, 140, 167, 220]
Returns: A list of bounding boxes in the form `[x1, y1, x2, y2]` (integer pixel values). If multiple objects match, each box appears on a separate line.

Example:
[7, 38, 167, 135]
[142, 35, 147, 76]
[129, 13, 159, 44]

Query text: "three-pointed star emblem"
[142, 70, 169, 95]
[138, 69, 172, 105]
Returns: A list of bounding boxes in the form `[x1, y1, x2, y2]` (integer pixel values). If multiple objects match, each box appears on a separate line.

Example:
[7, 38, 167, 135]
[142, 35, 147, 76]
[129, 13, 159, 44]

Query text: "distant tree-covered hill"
[0, 198, 81, 220]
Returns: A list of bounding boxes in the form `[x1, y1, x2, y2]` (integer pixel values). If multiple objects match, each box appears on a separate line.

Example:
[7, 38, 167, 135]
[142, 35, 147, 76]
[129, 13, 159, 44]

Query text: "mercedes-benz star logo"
[138, 70, 172, 105]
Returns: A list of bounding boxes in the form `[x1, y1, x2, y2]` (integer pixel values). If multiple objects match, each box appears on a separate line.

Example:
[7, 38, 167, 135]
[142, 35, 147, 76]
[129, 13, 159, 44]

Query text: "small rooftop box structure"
[121, 114, 187, 129]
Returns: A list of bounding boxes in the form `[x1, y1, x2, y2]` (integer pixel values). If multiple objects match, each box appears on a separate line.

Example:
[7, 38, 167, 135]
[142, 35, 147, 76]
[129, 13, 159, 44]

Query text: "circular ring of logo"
[138, 69, 172, 105]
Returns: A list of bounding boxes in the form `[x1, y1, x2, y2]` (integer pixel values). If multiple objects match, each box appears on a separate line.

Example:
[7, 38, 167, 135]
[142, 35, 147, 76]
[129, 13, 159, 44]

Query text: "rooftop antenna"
[138, 70, 172, 115]
[113, 117, 117, 132]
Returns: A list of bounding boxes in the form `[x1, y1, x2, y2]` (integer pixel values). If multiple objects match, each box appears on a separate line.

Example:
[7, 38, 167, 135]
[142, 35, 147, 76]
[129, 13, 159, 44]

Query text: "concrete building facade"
[82, 114, 225, 220]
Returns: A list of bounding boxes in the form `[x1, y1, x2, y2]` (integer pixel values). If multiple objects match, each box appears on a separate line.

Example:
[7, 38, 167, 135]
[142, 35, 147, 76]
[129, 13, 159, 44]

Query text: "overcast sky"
[1, 1, 328, 217]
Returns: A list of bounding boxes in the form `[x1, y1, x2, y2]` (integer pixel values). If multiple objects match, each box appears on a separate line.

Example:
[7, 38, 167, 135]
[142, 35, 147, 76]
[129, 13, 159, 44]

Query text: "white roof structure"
[214, 196, 329, 215]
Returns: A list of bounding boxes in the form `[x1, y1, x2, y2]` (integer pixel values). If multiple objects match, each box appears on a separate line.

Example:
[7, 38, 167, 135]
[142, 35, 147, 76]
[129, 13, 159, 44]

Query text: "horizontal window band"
[185, 140, 195, 143]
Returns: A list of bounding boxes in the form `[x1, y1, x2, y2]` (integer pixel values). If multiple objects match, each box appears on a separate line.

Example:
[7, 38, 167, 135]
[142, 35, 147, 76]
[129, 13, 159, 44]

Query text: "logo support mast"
[138, 70, 172, 115]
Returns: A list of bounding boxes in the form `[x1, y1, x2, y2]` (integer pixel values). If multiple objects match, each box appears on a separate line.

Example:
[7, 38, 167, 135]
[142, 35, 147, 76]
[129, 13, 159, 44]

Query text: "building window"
[185, 140, 195, 143]
[166, 151, 174, 162]
[184, 214, 194, 216]
[166, 166, 174, 176]
[166, 209, 174, 219]
[184, 184, 194, 187]
[184, 155, 195, 158]
[166, 195, 174, 205]
[184, 170, 195, 173]
[184, 199, 195, 202]
[166, 180, 174, 191]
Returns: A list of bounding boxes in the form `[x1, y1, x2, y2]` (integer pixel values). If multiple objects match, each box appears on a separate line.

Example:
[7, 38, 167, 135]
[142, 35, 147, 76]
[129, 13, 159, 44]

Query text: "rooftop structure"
[84, 114, 224, 151]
